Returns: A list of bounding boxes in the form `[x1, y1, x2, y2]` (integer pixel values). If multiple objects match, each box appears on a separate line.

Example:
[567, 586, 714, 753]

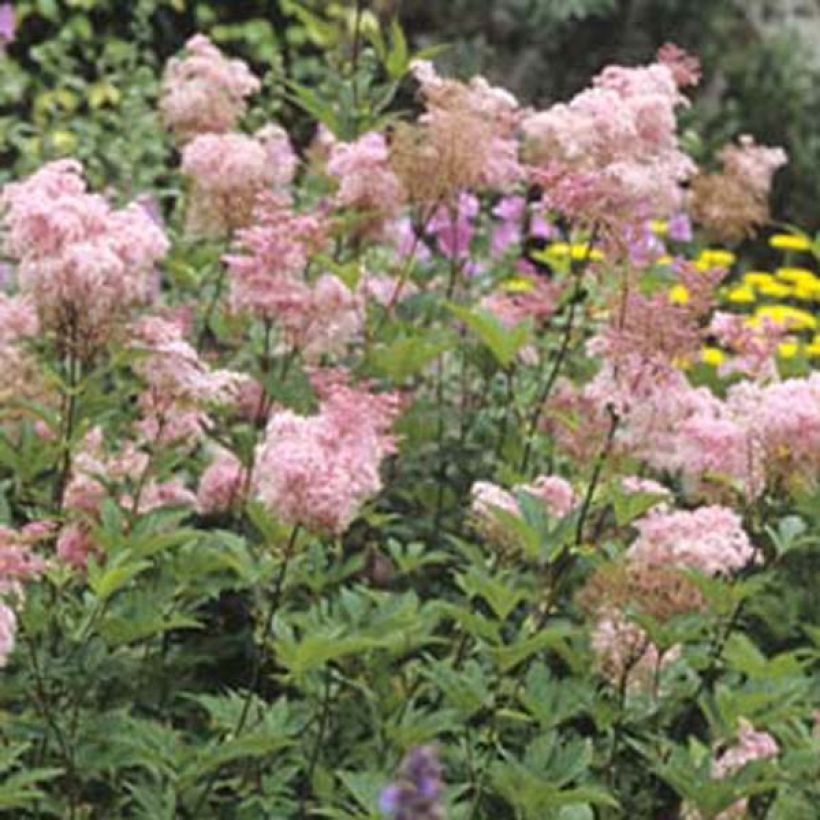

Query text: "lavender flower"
[0, 4, 15, 50]
[379, 746, 445, 820]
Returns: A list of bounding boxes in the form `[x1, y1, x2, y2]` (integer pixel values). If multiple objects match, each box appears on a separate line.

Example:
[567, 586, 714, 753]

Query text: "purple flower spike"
[379, 746, 444, 820]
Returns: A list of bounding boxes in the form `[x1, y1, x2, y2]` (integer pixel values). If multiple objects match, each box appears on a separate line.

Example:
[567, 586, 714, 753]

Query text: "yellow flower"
[757, 281, 793, 299]
[655, 254, 673, 266]
[701, 347, 725, 367]
[544, 242, 604, 262]
[697, 249, 736, 269]
[649, 219, 669, 236]
[806, 338, 820, 357]
[726, 285, 756, 303]
[668, 284, 690, 305]
[501, 277, 535, 293]
[775, 267, 815, 284]
[743, 271, 775, 288]
[756, 305, 817, 331]
[794, 280, 820, 301]
[769, 233, 812, 252]
[777, 341, 799, 359]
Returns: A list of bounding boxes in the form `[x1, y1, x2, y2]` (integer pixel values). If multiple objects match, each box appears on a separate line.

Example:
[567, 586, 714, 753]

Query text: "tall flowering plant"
[0, 19, 816, 820]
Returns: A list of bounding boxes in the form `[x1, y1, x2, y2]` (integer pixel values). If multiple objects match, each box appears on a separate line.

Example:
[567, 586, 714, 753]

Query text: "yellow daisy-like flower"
[756, 305, 818, 331]
[701, 347, 726, 367]
[793, 280, 820, 301]
[776, 267, 816, 284]
[668, 284, 690, 305]
[545, 242, 604, 262]
[726, 285, 756, 303]
[757, 281, 793, 299]
[743, 271, 775, 288]
[501, 277, 535, 293]
[777, 341, 799, 359]
[649, 219, 669, 236]
[697, 249, 736, 269]
[806, 337, 820, 357]
[655, 254, 674, 266]
[769, 233, 812, 252]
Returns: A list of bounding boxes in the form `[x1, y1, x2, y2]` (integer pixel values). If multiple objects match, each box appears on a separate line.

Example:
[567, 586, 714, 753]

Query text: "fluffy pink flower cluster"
[0, 160, 169, 355]
[719, 135, 788, 200]
[131, 315, 245, 444]
[0, 294, 43, 410]
[0, 523, 50, 667]
[627, 505, 755, 575]
[327, 132, 405, 233]
[254, 373, 402, 534]
[197, 449, 245, 514]
[470, 475, 576, 548]
[523, 53, 695, 227]
[160, 34, 261, 141]
[181, 127, 298, 237]
[683, 719, 779, 819]
[709, 312, 785, 381]
[225, 194, 361, 358]
[225, 192, 327, 317]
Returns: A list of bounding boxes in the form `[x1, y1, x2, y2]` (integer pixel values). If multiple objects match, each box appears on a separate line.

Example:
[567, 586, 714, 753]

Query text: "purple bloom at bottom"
[0, 4, 15, 49]
[378, 745, 445, 820]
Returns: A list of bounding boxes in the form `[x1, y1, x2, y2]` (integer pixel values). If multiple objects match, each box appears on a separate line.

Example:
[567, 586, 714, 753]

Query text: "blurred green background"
[2, 0, 819, 230]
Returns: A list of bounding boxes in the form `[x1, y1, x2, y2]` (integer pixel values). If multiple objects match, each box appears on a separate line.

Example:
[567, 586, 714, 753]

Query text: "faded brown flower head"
[577, 560, 704, 624]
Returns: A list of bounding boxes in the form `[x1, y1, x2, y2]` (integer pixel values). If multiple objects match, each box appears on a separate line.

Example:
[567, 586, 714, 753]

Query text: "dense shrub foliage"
[0, 5, 818, 819]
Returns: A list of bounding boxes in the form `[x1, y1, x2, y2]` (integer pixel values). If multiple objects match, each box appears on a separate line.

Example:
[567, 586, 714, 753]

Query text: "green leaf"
[369, 333, 452, 382]
[447, 304, 531, 368]
[489, 624, 574, 673]
[88, 555, 151, 601]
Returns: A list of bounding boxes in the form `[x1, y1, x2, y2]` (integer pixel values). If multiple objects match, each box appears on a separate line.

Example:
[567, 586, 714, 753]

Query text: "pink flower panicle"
[470, 475, 576, 548]
[160, 34, 261, 141]
[225, 192, 327, 320]
[627, 505, 755, 575]
[719, 135, 787, 200]
[0, 160, 168, 355]
[0, 523, 51, 666]
[254, 374, 402, 534]
[131, 315, 245, 444]
[327, 131, 405, 233]
[197, 449, 246, 514]
[523, 56, 695, 229]
[180, 129, 294, 238]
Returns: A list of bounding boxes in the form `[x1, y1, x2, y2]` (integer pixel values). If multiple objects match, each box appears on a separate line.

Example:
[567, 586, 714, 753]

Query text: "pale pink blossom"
[160, 34, 260, 141]
[131, 315, 244, 445]
[471, 475, 576, 547]
[627, 506, 755, 575]
[0, 160, 168, 354]
[719, 136, 787, 199]
[181, 131, 280, 237]
[254, 375, 401, 534]
[685, 720, 780, 820]
[56, 524, 96, 570]
[327, 132, 404, 231]
[225, 192, 327, 320]
[197, 450, 245, 514]
[523, 57, 695, 229]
